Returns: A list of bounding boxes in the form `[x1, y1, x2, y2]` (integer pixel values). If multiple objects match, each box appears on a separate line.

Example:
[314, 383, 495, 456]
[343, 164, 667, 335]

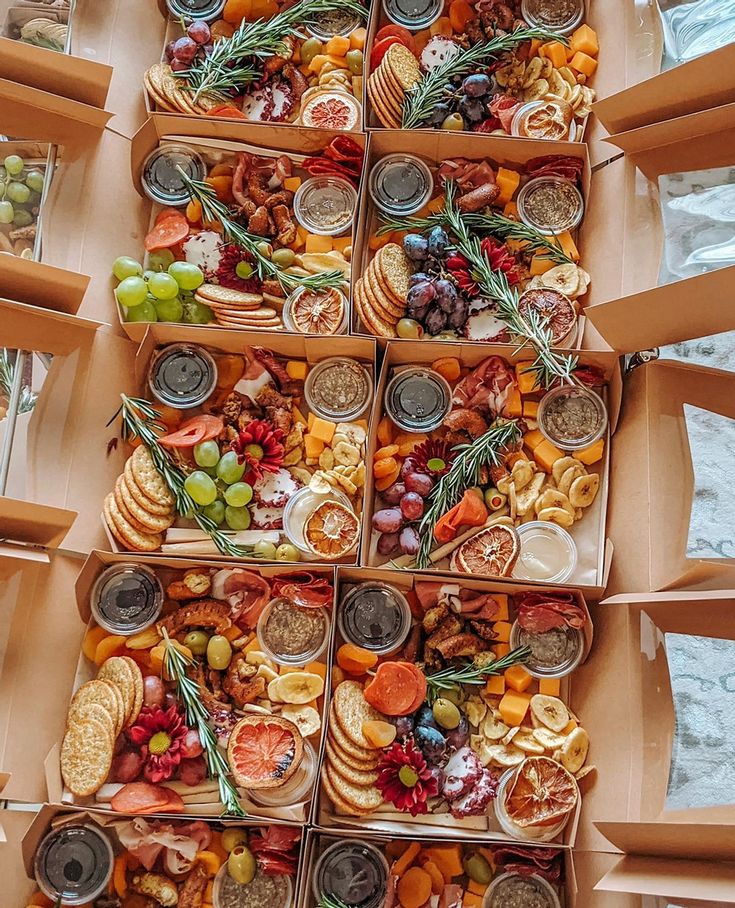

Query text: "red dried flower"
[128, 705, 189, 784]
[216, 244, 261, 292]
[412, 439, 454, 478]
[232, 419, 285, 485]
[446, 237, 520, 296]
[376, 736, 439, 816]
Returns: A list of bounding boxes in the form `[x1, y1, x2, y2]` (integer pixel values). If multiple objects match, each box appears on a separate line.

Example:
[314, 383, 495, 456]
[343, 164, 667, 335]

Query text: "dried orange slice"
[291, 287, 345, 335]
[227, 715, 304, 790]
[453, 524, 520, 576]
[505, 755, 578, 828]
[518, 289, 577, 345]
[304, 500, 359, 559]
[300, 91, 361, 131]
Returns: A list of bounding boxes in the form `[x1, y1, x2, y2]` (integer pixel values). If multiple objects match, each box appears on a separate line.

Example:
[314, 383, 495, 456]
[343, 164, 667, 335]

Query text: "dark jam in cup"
[369, 154, 434, 215]
[339, 582, 411, 654]
[34, 824, 114, 906]
[90, 563, 164, 635]
[383, 0, 443, 30]
[148, 343, 218, 409]
[385, 367, 452, 433]
[314, 841, 389, 908]
[141, 144, 206, 207]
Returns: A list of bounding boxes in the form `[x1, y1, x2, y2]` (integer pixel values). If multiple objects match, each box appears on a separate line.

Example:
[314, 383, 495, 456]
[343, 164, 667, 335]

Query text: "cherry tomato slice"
[370, 35, 412, 71]
[375, 24, 415, 52]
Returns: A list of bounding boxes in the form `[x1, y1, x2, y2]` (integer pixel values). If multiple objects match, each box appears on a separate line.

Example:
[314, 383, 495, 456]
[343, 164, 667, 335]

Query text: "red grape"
[400, 457, 418, 479]
[165, 40, 177, 61]
[377, 532, 400, 556]
[372, 508, 403, 534]
[170, 58, 191, 72]
[179, 756, 207, 786]
[187, 21, 211, 44]
[381, 481, 406, 505]
[399, 526, 420, 555]
[404, 472, 433, 497]
[173, 36, 198, 63]
[111, 750, 144, 783]
[400, 492, 424, 521]
[181, 728, 204, 759]
[143, 676, 166, 708]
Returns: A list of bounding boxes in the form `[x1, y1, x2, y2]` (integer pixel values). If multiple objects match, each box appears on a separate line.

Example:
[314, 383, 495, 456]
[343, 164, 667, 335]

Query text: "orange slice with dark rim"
[227, 715, 304, 790]
[505, 755, 578, 828]
[518, 288, 577, 344]
[304, 500, 359, 559]
[456, 524, 520, 576]
[292, 288, 345, 335]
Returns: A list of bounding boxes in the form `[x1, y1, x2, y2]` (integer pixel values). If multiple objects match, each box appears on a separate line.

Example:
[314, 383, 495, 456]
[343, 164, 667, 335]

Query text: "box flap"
[0, 79, 110, 147]
[0, 37, 112, 109]
[593, 44, 735, 135]
[0, 807, 38, 904]
[0, 498, 76, 551]
[595, 824, 735, 864]
[0, 255, 89, 317]
[596, 854, 735, 901]
[0, 554, 86, 802]
[0, 298, 100, 355]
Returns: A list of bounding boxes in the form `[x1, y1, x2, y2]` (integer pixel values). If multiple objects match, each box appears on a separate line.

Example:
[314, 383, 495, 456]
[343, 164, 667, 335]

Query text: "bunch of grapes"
[372, 456, 436, 557]
[0, 154, 45, 230]
[165, 20, 213, 72]
[112, 253, 212, 325]
[399, 227, 469, 338]
[421, 73, 497, 131]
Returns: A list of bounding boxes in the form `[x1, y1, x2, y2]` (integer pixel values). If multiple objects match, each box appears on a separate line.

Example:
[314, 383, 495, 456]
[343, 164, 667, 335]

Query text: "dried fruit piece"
[290, 287, 345, 335]
[337, 643, 379, 675]
[568, 473, 600, 508]
[362, 719, 397, 749]
[227, 715, 303, 790]
[505, 755, 578, 828]
[304, 500, 359, 559]
[530, 694, 569, 733]
[560, 726, 589, 773]
[453, 524, 520, 576]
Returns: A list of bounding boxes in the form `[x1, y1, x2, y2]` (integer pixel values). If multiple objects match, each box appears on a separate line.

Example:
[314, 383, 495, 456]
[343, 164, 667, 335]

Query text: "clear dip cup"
[282, 486, 355, 558]
[483, 871, 562, 908]
[248, 739, 318, 808]
[256, 596, 330, 666]
[512, 521, 577, 584]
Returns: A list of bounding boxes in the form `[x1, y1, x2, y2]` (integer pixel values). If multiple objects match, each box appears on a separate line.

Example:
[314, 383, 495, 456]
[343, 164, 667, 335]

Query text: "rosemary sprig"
[0, 349, 36, 413]
[441, 181, 578, 389]
[179, 169, 344, 295]
[108, 394, 257, 559]
[425, 646, 531, 702]
[378, 210, 572, 266]
[180, 0, 367, 101]
[416, 419, 522, 569]
[402, 27, 564, 129]
[318, 896, 352, 908]
[162, 630, 246, 817]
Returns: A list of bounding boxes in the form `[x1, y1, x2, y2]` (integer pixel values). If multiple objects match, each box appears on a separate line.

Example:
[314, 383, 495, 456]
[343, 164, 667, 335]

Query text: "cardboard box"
[0, 300, 376, 560]
[314, 565, 593, 844]
[362, 339, 621, 594]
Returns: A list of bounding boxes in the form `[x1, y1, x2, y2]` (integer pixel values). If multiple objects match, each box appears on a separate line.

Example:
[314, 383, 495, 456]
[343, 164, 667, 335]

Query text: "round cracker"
[365, 264, 405, 320]
[121, 656, 144, 725]
[376, 243, 412, 299]
[327, 729, 379, 769]
[114, 476, 154, 535]
[354, 281, 396, 338]
[70, 701, 115, 746]
[196, 284, 264, 306]
[384, 43, 421, 91]
[325, 762, 383, 812]
[367, 256, 406, 309]
[321, 765, 374, 816]
[326, 739, 379, 786]
[332, 681, 383, 750]
[131, 446, 175, 509]
[117, 475, 175, 533]
[123, 460, 172, 516]
[104, 494, 163, 553]
[61, 718, 113, 797]
[69, 680, 121, 737]
[376, 63, 405, 107]
[367, 75, 401, 130]
[97, 656, 135, 725]
[102, 679, 127, 735]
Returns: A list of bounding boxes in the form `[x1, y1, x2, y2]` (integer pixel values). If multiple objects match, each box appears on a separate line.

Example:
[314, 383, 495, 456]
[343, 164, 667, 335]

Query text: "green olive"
[432, 697, 461, 730]
[271, 247, 295, 268]
[207, 634, 233, 670]
[228, 845, 257, 885]
[221, 828, 249, 853]
[256, 240, 273, 258]
[441, 113, 465, 131]
[463, 852, 493, 885]
[300, 37, 323, 66]
[442, 684, 465, 707]
[345, 49, 363, 74]
[183, 630, 209, 656]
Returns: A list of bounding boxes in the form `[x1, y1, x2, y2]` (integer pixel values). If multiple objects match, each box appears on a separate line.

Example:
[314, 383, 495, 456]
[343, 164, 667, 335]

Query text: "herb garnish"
[425, 646, 531, 703]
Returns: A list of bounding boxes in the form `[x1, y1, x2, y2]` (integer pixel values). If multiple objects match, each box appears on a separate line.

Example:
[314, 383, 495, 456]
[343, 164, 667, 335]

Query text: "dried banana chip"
[569, 473, 600, 508]
[511, 459, 534, 491]
[536, 488, 575, 518]
[524, 78, 549, 102]
[521, 57, 543, 88]
[515, 472, 546, 516]
[309, 471, 333, 494]
[558, 463, 586, 497]
[333, 441, 360, 466]
[552, 455, 580, 485]
[481, 742, 525, 768]
[538, 506, 575, 528]
[319, 448, 335, 471]
[530, 694, 569, 733]
[512, 728, 546, 755]
[560, 726, 589, 773]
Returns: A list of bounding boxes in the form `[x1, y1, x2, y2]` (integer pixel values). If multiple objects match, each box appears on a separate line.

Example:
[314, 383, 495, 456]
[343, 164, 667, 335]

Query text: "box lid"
[0, 254, 89, 317]
[594, 855, 735, 904]
[0, 807, 39, 904]
[0, 79, 111, 146]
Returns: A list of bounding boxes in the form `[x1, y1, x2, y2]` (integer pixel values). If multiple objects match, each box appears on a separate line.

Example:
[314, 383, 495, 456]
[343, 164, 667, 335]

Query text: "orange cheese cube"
[292, 404, 308, 426]
[283, 176, 302, 192]
[304, 434, 325, 458]
[308, 54, 329, 74]
[530, 254, 555, 276]
[516, 361, 541, 394]
[350, 27, 367, 49]
[540, 41, 568, 69]
[503, 201, 519, 219]
[528, 38, 542, 57]
[524, 428, 545, 450]
[310, 417, 336, 444]
[307, 411, 316, 431]
[369, 231, 393, 251]
[243, 635, 262, 654]
[467, 880, 489, 897]
[539, 677, 561, 696]
[570, 51, 598, 76]
[555, 231, 579, 262]
[498, 690, 532, 727]
[523, 400, 539, 419]
[285, 360, 307, 381]
[505, 664, 533, 693]
[493, 620, 512, 643]
[484, 674, 505, 697]
[423, 845, 463, 880]
[493, 643, 511, 658]
[332, 235, 352, 254]
[562, 717, 578, 734]
[326, 35, 350, 56]
[506, 386, 522, 417]
[490, 593, 509, 621]
[571, 24, 599, 56]
[534, 439, 565, 474]
[305, 234, 332, 254]
[462, 893, 483, 908]
[573, 437, 604, 465]
[495, 167, 521, 206]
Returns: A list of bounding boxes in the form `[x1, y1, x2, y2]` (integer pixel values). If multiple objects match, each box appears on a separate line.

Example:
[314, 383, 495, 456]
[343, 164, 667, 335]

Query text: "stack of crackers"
[61, 656, 144, 797]
[353, 243, 411, 338]
[320, 680, 384, 816]
[104, 446, 175, 553]
[195, 283, 284, 330]
[367, 43, 421, 129]
[144, 63, 218, 115]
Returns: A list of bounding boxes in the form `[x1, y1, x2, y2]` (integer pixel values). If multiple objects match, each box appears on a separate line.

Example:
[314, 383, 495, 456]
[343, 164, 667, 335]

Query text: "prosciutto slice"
[451, 355, 515, 418]
[211, 568, 271, 626]
[115, 817, 200, 871]
[514, 591, 586, 633]
[270, 571, 333, 609]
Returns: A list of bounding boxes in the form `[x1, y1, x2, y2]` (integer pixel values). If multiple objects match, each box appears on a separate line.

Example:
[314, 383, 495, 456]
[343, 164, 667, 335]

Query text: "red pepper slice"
[158, 414, 223, 448]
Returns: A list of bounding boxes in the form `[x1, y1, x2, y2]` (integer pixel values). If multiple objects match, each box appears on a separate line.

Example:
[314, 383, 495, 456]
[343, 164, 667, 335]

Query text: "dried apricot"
[431, 356, 461, 382]
[362, 719, 397, 748]
[185, 199, 202, 224]
[337, 643, 378, 674]
[377, 415, 395, 446]
[223, 0, 251, 25]
[397, 867, 432, 908]
[394, 432, 427, 457]
[82, 625, 109, 662]
[373, 456, 399, 479]
[375, 463, 401, 491]
[373, 444, 399, 461]
[94, 634, 127, 666]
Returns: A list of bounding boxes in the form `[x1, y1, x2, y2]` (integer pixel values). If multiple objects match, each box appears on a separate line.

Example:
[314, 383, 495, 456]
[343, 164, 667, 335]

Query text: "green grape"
[169, 261, 204, 291]
[276, 543, 301, 562]
[147, 249, 175, 272]
[0, 201, 14, 225]
[148, 272, 179, 300]
[225, 505, 251, 531]
[24, 170, 44, 193]
[125, 299, 158, 322]
[184, 470, 218, 506]
[183, 300, 214, 325]
[4, 155, 23, 176]
[113, 256, 143, 281]
[224, 482, 253, 507]
[154, 296, 184, 322]
[12, 209, 33, 228]
[143, 270, 155, 282]
[253, 540, 277, 559]
[235, 261, 254, 280]
[216, 451, 246, 484]
[6, 181, 30, 204]
[300, 37, 322, 65]
[203, 499, 226, 525]
[194, 440, 220, 468]
[115, 276, 149, 308]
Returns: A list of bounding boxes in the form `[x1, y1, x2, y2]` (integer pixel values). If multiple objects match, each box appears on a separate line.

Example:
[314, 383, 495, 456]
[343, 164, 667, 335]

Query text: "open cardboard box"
[361, 339, 621, 595]
[123, 114, 367, 342]
[314, 565, 594, 845]
[351, 128, 591, 344]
